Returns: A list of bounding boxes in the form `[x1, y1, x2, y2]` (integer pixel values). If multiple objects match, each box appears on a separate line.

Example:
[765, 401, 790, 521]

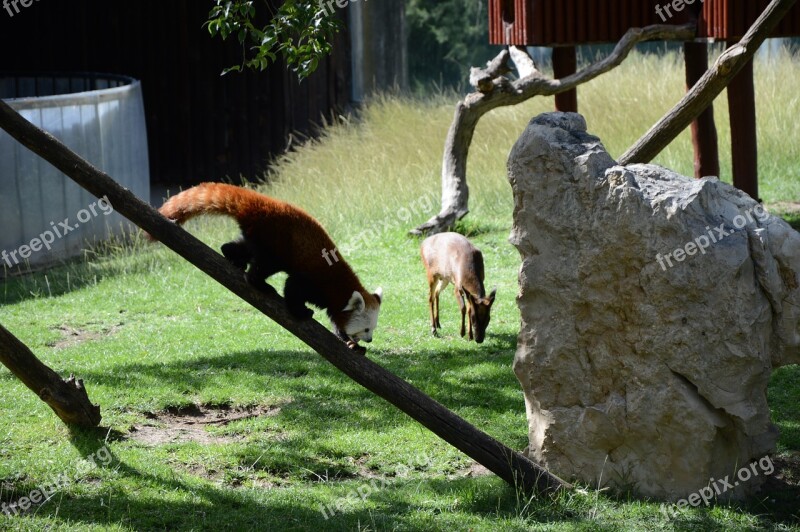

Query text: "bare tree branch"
[411, 23, 696, 236]
[509, 46, 538, 78]
[469, 49, 511, 93]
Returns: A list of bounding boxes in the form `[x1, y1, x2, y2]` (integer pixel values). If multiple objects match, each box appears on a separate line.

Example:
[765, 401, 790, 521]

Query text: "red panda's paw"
[346, 340, 367, 356]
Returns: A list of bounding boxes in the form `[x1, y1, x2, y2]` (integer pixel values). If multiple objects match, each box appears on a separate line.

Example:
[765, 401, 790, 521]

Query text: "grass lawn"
[1, 49, 799, 530]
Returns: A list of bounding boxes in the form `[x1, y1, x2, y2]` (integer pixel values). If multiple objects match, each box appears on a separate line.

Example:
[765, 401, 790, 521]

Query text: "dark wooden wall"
[0, 1, 350, 185]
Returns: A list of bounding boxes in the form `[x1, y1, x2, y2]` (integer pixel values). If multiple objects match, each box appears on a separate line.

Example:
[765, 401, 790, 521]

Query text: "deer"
[420, 232, 496, 343]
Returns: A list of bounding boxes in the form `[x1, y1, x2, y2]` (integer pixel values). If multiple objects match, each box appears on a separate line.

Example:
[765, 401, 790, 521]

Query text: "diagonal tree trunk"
[0, 99, 569, 496]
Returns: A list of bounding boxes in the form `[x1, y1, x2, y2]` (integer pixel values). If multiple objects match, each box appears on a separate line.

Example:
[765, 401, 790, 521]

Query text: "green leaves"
[206, 0, 341, 79]
[406, 0, 497, 89]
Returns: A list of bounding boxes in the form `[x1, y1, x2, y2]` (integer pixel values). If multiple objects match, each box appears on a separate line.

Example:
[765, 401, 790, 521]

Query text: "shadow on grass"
[0, 237, 152, 306]
[25, 427, 598, 531]
[23, 429, 798, 531]
[450, 218, 507, 238]
[75, 340, 524, 440]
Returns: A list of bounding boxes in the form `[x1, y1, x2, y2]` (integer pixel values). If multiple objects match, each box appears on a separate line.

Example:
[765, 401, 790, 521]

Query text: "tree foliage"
[205, 0, 341, 79]
[406, 0, 498, 90]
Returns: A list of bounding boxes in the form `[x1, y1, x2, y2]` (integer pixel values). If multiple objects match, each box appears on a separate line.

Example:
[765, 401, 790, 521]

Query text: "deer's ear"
[373, 287, 383, 305]
[343, 291, 365, 312]
[488, 287, 497, 303]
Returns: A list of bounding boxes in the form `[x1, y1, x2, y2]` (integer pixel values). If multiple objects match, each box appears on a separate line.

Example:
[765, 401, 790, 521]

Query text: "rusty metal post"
[684, 41, 720, 178]
[726, 47, 759, 200]
[553, 46, 578, 112]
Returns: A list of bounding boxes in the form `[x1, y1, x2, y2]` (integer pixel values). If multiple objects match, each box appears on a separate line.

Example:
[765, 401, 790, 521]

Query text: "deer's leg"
[463, 289, 476, 340]
[468, 301, 474, 341]
[456, 287, 467, 338]
[435, 284, 443, 330]
[428, 280, 439, 336]
[433, 278, 446, 330]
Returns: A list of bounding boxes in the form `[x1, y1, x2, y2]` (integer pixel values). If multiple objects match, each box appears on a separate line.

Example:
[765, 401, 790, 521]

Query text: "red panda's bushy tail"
[158, 182, 262, 226]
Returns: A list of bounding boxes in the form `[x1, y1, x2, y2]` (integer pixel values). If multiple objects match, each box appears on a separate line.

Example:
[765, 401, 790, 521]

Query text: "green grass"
[1, 49, 799, 531]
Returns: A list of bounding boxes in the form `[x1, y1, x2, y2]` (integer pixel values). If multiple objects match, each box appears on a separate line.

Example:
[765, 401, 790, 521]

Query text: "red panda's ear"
[343, 291, 365, 312]
[373, 287, 383, 304]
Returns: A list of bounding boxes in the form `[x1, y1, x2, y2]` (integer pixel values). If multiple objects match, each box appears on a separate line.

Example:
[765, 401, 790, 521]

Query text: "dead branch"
[411, 23, 696, 236]
[509, 46, 538, 78]
[469, 49, 512, 93]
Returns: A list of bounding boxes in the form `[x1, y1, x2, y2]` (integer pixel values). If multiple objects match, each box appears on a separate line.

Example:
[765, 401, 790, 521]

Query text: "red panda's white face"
[341, 288, 382, 343]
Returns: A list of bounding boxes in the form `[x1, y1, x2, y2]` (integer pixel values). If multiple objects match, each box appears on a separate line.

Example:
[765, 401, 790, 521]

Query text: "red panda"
[157, 183, 382, 347]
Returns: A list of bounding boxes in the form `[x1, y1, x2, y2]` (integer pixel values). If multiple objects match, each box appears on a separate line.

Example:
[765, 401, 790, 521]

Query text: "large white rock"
[508, 112, 800, 501]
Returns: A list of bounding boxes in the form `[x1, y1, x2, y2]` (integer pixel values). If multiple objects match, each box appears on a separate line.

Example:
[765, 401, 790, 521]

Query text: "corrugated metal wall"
[0, 76, 149, 266]
[489, 0, 800, 46]
[700, 0, 800, 38]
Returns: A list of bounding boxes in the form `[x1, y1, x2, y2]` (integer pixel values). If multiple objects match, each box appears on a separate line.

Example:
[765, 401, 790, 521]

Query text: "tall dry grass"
[262, 47, 800, 239]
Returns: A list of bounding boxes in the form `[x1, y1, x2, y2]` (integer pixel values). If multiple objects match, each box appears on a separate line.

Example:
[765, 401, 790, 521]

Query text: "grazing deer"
[420, 233, 496, 343]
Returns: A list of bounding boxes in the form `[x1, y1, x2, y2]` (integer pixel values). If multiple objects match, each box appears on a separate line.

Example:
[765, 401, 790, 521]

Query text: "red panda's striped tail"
[158, 183, 261, 225]
[146, 183, 262, 242]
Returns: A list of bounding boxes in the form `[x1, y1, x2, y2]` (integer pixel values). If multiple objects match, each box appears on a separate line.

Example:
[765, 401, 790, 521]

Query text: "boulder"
[508, 112, 800, 501]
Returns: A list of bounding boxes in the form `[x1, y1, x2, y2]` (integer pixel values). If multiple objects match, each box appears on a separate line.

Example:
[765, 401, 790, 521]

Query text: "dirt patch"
[352, 455, 382, 480]
[128, 404, 281, 446]
[48, 323, 122, 349]
[452, 461, 492, 479]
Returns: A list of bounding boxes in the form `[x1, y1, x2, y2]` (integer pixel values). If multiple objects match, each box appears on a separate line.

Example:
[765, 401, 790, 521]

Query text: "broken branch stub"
[0, 323, 101, 427]
[469, 49, 512, 94]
